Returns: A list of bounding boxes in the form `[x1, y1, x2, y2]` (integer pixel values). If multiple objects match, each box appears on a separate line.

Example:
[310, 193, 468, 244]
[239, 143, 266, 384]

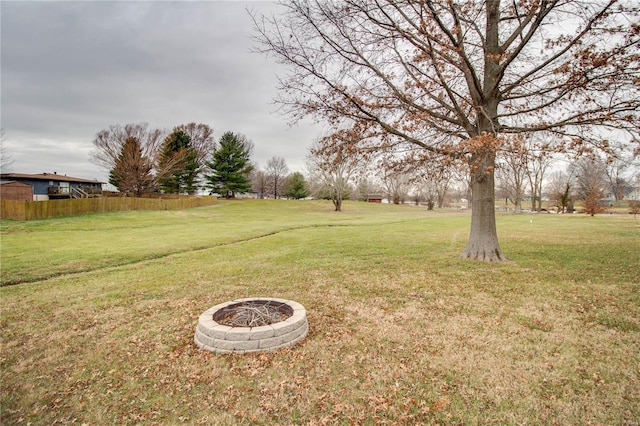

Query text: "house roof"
[0, 180, 32, 187]
[624, 186, 640, 196]
[0, 173, 105, 184]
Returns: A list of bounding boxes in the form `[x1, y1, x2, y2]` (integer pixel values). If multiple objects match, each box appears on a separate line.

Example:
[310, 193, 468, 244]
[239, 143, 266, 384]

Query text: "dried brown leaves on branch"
[254, 0, 640, 261]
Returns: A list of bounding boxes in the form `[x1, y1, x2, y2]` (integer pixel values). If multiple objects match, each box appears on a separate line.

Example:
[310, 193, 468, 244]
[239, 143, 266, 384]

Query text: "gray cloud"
[1, 1, 322, 181]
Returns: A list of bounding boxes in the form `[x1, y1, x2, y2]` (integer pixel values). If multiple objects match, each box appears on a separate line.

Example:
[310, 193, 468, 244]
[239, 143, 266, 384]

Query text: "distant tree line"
[92, 122, 639, 216]
[303, 130, 639, 216]
[93, 122, 218, 197]
[91, 122, 312, 199]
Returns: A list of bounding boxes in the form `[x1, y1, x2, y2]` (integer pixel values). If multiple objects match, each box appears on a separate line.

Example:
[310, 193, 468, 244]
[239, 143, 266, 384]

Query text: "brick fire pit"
[194, 298, 308, 354]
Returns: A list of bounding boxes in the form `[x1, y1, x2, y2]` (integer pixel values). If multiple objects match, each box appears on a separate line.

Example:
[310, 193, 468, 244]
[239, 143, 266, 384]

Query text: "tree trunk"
[514, 197, 522, 214]
[461, 0, 506, 261]
[461, 154, 507, 261]
[437, 190, 446, 208]
[333, 190, 342, 211]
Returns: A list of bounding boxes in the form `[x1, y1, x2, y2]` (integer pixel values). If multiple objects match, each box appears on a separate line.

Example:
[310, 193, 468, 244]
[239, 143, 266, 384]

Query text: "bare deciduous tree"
[572, 156, 608, 216]
[266, 156, 289, 199]
[548, 170, 574, 214]
[405, 151, 459, 209]
[379, 156, 411, 205]
[604, 143, 638, 207]
[250, 167, 268, 199]
[254, 1, 640, 261]
[412, 180, 436, 209]
[525, 142, 553, 213]
[0, 129, 13, 172]
[91, 123, 165, 176]
[173, 122, 216, 164]
[497, 137, 529, 213]
[307, 130, 367, 211]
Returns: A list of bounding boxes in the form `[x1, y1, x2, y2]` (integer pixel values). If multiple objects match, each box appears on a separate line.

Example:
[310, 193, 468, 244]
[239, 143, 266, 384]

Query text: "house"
[0, 172, 104, 201]
[603, 185, 640, 204]
[626, 186, 640, 201]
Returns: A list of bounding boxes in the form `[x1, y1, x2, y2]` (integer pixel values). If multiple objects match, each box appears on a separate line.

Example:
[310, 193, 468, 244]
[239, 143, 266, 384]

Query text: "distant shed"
[0, 180, 33, 201]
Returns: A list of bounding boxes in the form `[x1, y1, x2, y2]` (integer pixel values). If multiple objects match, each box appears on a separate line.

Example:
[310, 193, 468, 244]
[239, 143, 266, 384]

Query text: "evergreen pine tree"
[285, 172, 311, 199]
[109, 136, 154, 196]
[158, 129, 200, 194]
[205, 132, 254, 198]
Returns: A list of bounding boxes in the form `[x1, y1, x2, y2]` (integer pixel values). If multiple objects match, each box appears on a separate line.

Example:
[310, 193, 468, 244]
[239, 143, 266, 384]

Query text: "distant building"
[0, 172, 104, 201]
[367, 194, 384, 203]
[603, 185, 640, 204]
[626, 186, 640, 201]
[0, 180, 33, 201]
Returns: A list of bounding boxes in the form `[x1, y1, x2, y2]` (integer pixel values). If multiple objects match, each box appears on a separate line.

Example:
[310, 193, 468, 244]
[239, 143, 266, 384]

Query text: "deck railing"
[47, 186, 70, 195]
[48, 186, 103, 197]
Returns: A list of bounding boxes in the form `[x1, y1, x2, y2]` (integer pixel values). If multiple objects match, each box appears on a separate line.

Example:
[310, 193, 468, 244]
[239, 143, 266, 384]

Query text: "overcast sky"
[1, 0, 323, 182]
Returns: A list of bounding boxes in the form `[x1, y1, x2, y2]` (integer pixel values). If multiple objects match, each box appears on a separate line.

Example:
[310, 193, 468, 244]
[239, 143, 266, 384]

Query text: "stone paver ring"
[194, 298, 308, 354]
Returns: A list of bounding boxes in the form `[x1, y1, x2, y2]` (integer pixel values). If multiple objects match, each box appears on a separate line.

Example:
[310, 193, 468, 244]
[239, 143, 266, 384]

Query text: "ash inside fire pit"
[213, 300, 293, 327]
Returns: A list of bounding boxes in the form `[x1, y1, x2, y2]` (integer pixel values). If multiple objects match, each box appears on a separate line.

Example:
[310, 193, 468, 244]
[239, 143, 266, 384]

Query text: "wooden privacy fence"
[0, 196, 218, 221]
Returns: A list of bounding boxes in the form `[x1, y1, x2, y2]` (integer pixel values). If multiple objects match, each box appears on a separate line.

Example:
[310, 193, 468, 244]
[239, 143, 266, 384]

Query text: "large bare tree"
[254, 0, 639, 261]
[92, 123, 165, 177]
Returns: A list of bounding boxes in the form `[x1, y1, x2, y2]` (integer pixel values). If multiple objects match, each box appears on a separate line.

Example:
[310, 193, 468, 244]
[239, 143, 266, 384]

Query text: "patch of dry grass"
[1, 201, 639, 424]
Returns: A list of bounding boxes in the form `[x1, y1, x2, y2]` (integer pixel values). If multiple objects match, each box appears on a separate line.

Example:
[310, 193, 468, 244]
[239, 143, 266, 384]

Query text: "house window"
[59, 182, 70, 194]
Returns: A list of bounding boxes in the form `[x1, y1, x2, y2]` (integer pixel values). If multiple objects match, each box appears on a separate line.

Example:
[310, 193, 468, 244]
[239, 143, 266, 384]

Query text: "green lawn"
[1, 200, 639, 425]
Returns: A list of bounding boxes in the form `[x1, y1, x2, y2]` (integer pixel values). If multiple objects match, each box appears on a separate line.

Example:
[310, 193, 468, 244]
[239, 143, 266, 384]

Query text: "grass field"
[1, 200, 639, 425]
